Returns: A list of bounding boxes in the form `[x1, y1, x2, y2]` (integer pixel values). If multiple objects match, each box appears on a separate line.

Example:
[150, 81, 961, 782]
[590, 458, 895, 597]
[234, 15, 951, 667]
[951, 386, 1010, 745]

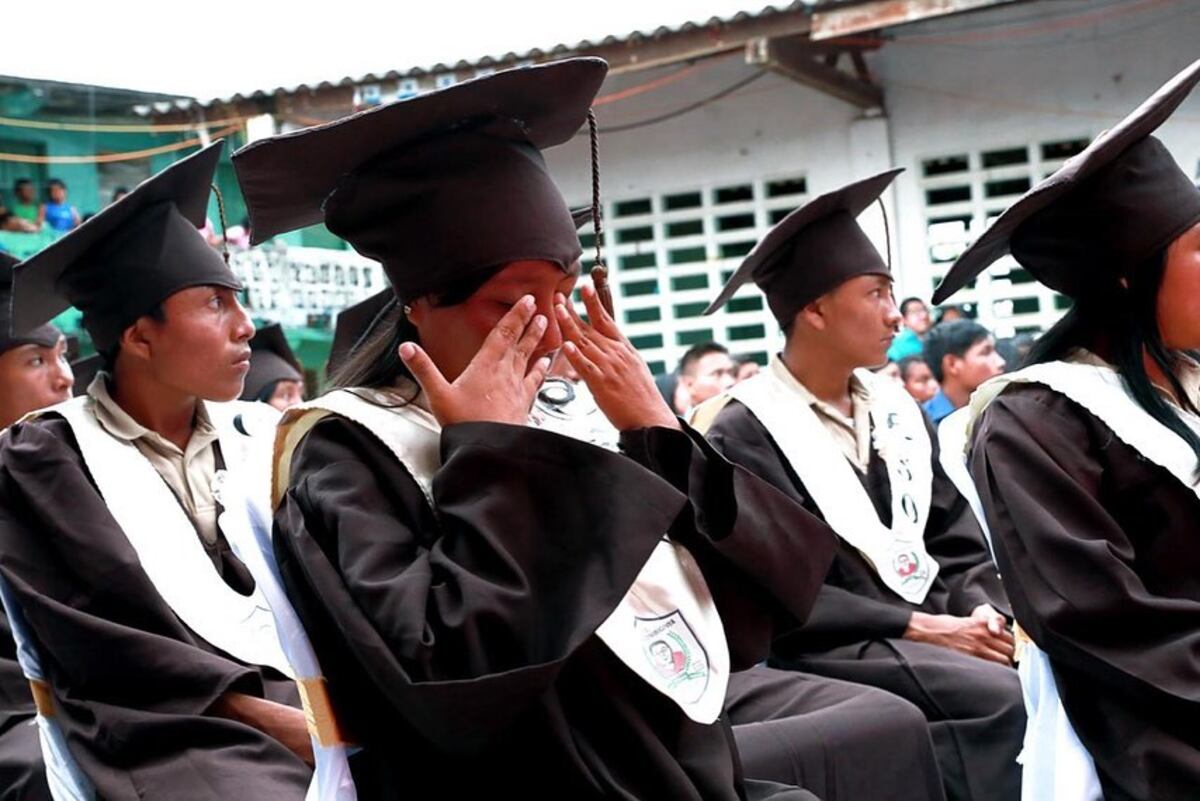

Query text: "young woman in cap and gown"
[690, 169, 1025, 801]
[938, 58, 1200, 801]
[0, 144, 313, 800]
[234, 57, 863, 800]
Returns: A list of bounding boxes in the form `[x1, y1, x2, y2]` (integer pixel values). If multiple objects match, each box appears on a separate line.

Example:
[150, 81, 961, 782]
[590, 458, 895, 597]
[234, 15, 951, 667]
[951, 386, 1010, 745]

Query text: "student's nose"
[534, 297, 563, 361]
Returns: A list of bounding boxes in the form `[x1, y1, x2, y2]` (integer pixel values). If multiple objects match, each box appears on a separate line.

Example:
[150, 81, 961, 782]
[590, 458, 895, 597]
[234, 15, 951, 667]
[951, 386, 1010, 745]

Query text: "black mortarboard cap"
[233, 58, 607, 304]
[11, 142, 241, 350]
[705, 168, 903, 325]
[933, 59, 1200, 304]
[240, 322, 303, 401]
[1, 251, 60, 354]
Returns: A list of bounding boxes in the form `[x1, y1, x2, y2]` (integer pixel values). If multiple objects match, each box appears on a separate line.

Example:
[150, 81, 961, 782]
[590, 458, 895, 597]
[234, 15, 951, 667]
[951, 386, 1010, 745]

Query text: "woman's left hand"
[556, 285, 681, 433]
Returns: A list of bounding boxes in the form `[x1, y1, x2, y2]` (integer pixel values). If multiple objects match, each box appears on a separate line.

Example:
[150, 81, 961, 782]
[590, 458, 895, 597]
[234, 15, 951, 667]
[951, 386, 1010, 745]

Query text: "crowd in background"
[658, 295, 1037, 431]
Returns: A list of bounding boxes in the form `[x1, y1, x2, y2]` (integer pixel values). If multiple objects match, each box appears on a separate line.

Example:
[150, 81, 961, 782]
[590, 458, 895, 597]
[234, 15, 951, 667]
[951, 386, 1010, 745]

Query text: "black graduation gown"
[0, 417, 312, 801]
[0, 612, 49, 801]
[274, 416, 838, 800]
[971, 383, 1200, 801]
[705, 399, 1024, 801]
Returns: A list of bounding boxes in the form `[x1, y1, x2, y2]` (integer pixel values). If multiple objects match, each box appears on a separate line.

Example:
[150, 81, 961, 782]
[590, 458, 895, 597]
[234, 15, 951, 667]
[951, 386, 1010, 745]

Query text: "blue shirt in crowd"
[922, 390, 958, 425]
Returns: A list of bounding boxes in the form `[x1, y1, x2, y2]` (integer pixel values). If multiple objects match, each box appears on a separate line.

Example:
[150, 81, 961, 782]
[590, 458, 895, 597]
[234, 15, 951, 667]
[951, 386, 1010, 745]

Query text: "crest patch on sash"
[638, 611, 710, 705]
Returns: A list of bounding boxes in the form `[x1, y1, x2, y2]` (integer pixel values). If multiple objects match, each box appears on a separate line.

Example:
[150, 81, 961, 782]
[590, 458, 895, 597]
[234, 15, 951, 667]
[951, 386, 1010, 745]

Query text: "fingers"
[399, 342, 450, 401]
[512, 312, 548, 365]
[579, 283, 622, 339]
[554, 294, 589, 347]
[561, 340, 601, 382]
[522, 355, 553, 396]
[478, 296, 537, 360]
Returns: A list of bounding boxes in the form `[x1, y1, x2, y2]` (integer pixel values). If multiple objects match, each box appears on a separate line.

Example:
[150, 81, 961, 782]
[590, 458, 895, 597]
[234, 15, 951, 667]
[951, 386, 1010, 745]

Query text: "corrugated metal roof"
[139, 2, 816, 114]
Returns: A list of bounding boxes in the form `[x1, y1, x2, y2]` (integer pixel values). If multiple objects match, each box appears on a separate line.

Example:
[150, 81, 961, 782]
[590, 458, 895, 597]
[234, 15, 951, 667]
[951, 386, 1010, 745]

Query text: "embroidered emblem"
[638, 611, 709, 704]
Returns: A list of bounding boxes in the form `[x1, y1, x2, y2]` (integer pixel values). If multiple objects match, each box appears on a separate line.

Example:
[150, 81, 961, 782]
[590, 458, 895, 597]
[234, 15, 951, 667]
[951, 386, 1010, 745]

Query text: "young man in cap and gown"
[0, 251, 70, 801]
[0, 143, 313, 800]
[235, 57, 864, 800]
[942, 58, 1200, 801]
[690, 169, 1024, 801]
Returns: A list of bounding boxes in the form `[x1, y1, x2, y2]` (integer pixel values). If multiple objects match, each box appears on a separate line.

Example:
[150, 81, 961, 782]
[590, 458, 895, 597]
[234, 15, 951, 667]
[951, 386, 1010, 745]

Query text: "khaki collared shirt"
[88, 376, 221, 545]
[786, 369, 874, 472]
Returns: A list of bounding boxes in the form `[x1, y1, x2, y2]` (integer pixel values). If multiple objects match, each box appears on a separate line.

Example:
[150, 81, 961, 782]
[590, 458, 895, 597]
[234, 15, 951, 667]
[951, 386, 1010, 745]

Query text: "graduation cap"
[705, 168, 903, 325]
[1, 251, 61, 355]
[233, 58, 607, 305]
[70, 353, 103, 398]
[11, 142, 241, 351]
[933, 58, 1200, 304]
[240, 322, 304, 401]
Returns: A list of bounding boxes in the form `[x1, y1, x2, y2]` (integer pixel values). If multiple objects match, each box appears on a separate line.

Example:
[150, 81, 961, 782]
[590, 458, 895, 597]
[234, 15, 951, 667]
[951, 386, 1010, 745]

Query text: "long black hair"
[329, 271, 494, 399]
[1024, 248, 1200, 465]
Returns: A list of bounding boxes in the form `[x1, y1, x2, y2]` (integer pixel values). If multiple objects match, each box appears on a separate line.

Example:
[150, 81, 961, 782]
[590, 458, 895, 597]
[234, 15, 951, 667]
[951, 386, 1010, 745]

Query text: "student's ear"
[799, 299, 827, 332]
[406, 297, 431, 327]
[120, 318, 157, 364]
[942, 353, 963, 380]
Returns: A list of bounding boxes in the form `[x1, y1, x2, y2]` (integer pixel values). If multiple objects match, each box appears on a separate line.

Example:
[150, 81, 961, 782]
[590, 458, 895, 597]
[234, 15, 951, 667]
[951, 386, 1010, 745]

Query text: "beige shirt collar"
[770, 356, 873, 471]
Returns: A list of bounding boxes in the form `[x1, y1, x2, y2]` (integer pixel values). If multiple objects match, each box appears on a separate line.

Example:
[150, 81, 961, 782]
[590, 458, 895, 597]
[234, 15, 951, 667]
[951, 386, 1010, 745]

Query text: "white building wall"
[543, 0, 1200, 369]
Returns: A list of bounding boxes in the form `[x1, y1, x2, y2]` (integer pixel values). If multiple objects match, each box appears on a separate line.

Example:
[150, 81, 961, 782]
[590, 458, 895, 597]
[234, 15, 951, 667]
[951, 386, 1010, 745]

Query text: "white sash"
[729, 356, 939, 604]
[969, 360, 1200, 502]
[275, 383, 729, 724]
[937, 406, 996, 559]
[210, 408, 357, 801]
[52, 397, 292, 676]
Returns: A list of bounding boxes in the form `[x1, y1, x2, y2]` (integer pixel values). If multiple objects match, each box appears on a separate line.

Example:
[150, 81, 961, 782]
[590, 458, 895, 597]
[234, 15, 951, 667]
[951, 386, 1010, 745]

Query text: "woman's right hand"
[399, 295, 551, 427]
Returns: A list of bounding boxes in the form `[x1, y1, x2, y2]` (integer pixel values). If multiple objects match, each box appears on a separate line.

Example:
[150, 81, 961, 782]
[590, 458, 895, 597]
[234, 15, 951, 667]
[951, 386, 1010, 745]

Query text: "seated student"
[922, 320, 1006, 425]
[937, 57, 1200, 801]
[0, 143, 312, 800]
[0, 252, 72, 801]
[236, 58, 843, 800]
[240, 323, 305, 411]
[0, 255, 74, 429]
[691, 169, 1024, 801]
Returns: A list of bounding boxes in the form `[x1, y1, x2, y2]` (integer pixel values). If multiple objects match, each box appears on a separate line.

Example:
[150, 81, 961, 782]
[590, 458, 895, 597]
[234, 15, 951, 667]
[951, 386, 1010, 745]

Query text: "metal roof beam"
[746, 34, 884, 110]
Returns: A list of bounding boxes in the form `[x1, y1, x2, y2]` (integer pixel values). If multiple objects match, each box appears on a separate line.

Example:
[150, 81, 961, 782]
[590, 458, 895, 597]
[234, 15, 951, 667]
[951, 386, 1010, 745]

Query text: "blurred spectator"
[10, 179, 40, 229]
[921, 320, 1005, 424]
[733, 355, 760, 383]
[39, 179, 80, 233]
[1, 208, 37, 233]
[898, 355, 939, 404]
[934, 305, 966, 325]
[874, 359, 903, 384]
[111, 186, 129, 205]
[886, 296, 931, 361]
[677, 341, 737, 411]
